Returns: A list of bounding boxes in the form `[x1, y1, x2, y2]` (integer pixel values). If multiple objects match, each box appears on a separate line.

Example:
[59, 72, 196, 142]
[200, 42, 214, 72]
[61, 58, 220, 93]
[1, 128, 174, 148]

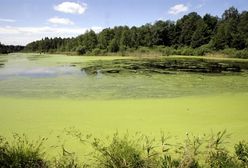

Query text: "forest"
[23, 7, 248, 58]
[0, 43, 24, 54]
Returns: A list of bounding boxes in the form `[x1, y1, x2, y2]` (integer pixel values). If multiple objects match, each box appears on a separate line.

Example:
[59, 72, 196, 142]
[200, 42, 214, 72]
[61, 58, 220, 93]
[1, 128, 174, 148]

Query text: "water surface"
[0, 53, 248, 99]
[0, 53, 248, 154]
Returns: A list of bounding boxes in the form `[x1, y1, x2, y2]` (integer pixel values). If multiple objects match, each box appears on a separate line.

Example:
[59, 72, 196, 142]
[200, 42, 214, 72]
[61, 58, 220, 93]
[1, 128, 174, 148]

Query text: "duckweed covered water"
[0, 53, 248, 99]
[0, 53, 248, 152]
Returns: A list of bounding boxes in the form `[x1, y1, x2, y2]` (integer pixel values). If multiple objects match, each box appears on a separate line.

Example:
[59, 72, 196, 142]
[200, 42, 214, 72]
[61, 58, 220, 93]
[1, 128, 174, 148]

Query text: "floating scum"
[0, 53, 247, 156]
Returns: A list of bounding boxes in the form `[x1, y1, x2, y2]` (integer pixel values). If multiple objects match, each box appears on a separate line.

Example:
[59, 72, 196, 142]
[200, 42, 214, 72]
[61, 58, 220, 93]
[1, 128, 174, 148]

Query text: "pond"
[0, 53, 248, 156]
[0, 53, 248, 99]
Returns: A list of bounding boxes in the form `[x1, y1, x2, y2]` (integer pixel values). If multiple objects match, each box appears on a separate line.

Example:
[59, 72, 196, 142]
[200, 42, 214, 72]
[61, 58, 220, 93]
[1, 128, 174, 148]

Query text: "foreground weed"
[0, 134, 48, 168]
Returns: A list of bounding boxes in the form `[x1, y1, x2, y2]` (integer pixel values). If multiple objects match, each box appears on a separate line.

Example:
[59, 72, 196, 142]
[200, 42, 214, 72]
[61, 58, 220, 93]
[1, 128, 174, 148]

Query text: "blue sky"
[0, 0, 247, 45]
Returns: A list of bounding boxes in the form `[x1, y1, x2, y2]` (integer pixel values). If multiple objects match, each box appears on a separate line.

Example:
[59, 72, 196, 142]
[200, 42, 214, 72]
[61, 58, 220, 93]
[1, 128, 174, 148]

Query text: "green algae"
[0, 53, 247, 157]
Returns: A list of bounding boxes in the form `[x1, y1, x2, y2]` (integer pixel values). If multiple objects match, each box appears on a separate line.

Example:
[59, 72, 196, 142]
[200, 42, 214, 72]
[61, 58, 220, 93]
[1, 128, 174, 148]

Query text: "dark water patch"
[81, 58, 247, 75]
[0, 58, 8, 69]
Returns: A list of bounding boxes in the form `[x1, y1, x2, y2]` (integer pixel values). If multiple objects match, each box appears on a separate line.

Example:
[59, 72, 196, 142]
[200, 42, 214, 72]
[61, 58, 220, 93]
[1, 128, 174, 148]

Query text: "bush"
[193, 44, 212, 56]
[91, 48, 102, 56]
[76, 46, 86, 55]
[205, 131, 242, 168]
[220, 48, 248, 59]
[126, 48, 136, 53]
[222, 48, 238, 57]
[0, 134, 48, 168]
[234, 50, 248, 59]
[160, 155, 180, 168]
[207, 151, 239, 168]
[52, 150, 82, 168]
[178, 47, 195, 56]
[138, 47, 150, 54]
[91, 133, 146, 168]
[235, 141, 248, 164]
[170, 134, 203, 168]
[0, 132, 247, 168]
[160, 47, 176, 56]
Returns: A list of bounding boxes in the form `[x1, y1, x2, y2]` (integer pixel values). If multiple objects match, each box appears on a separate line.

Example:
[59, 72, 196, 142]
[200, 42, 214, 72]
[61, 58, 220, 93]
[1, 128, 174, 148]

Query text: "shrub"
[207, 151, 238, 168]
[91, 48, 102, 56]
[234, 50, 248, 59]
[52, 149, 83, 168]
[205, 131, 241, 168]
[91, 133, 146, 168]
[235, 141, 248, 164]
[126, 48, 136, 53]
[176, 135, 202, 168]
[222, 48, 238, 57]
[220, 48, 248, 59]
[161, 47, 176, 56]
[138, 47, 150, 54]
[0, 134, 48, 168]
[160, 155, 180, 168]
[0, 132, 247, 168]
[76, 46, 86, 55]
[53, 155, 78, 168]
[179, 47, 195, 56]
[193, 44, 212, 56]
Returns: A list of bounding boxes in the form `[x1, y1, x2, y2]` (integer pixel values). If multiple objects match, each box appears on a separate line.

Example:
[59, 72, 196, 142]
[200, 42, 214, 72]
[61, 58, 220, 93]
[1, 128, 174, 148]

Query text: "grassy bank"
[1, 131, 248, 168]
[85, 46, 248, 59]
[23, 47, 248, 59]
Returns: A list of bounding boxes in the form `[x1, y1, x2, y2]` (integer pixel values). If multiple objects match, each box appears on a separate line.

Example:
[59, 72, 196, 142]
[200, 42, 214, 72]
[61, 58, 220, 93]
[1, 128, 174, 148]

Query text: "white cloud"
[168, 4, 189, 15]
[48, 17, 74, 25]
[0, 26, 102, 45]
[54, 2, 87, 14]
[0, 18, 16, 23]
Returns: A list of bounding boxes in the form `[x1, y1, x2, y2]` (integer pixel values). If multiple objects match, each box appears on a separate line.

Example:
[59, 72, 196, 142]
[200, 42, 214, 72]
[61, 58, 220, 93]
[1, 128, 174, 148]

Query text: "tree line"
[24, 7, 248, 55]
[0, 43, 24, 54]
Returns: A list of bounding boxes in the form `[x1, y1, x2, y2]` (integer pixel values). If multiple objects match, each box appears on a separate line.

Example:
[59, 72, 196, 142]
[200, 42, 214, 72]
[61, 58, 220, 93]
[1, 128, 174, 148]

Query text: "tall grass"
[0, 131, 247, 168]
[0, 134, 48, 168]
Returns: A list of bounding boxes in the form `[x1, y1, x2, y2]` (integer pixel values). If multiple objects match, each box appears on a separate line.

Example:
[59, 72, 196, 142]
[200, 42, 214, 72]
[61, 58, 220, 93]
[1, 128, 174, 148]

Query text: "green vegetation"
[1, 54, 248, 99]
[22, 7, 248, 58]
[0, 4, 248, 168]
[0, 134, 48, 168]
[0, 131, 248, 168]
[0, 54, 248, 142]
[82, 56, 248, 75]
[0, 43, 24, 54]
[0, 54, 248, 167]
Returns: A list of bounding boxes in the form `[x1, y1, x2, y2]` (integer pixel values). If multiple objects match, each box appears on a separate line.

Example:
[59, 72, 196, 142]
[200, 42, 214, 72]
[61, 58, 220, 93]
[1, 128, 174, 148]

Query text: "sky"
[0, 0, 247, 45]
